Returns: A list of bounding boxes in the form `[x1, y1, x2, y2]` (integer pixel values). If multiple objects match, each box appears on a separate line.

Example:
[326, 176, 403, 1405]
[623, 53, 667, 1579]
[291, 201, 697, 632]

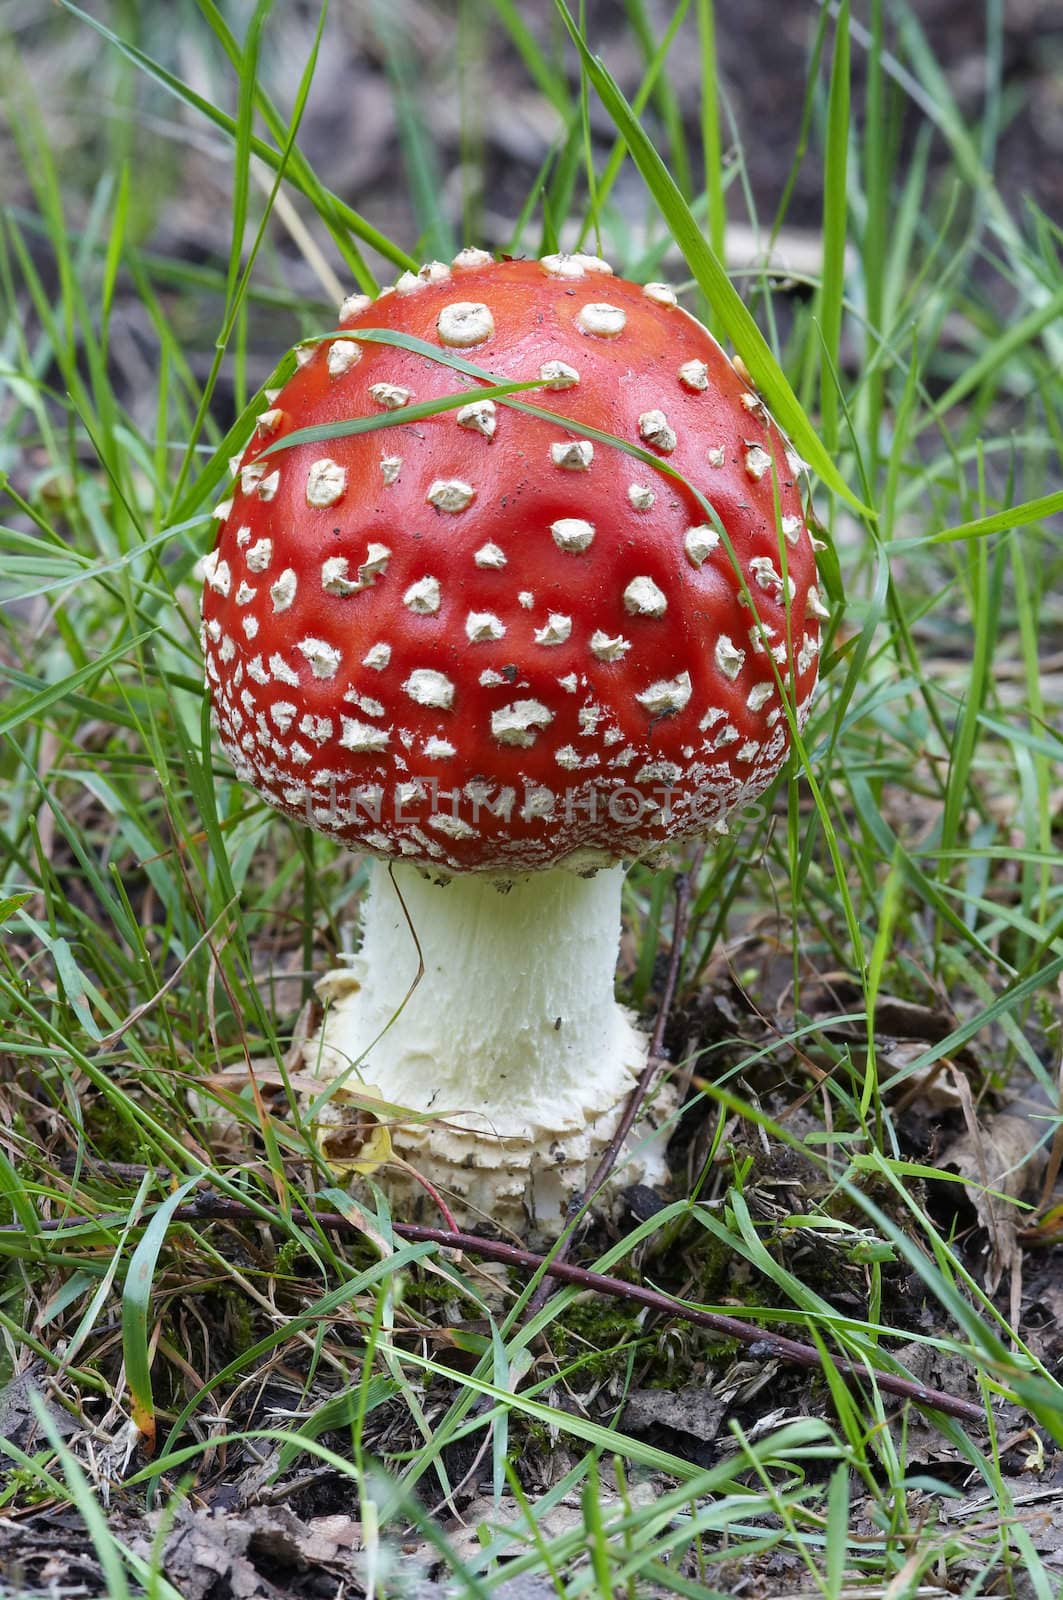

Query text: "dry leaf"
[312, 1082, 394, 1178]
[941, 1106, 1045, 1299]
[622, 1383, 728, 1444]
[129, 1504, 363, 1600]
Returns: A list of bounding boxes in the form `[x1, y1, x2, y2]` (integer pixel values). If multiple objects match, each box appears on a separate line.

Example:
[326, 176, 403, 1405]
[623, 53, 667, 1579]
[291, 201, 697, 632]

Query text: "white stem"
[306, 860, 666, 1234]
[312, 859, 644, 1139]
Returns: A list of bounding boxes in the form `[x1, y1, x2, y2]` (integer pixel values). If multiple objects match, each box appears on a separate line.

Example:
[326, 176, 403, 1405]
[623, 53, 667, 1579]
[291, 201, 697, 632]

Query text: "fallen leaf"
[128, 1503, 364, 1600]
[621, 1383, 728, 1444]
[312, 1082, 395, 1177]
[940, 1101, 1045, 1300]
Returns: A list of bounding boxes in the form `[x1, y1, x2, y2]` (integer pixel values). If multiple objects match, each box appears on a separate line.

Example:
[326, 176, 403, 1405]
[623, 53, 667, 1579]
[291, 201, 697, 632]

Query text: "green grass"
[2, 1, 1063, 1595]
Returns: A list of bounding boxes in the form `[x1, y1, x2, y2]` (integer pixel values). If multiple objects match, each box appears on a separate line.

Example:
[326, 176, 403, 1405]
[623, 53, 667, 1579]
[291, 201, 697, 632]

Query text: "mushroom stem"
[307, 859, 659, 1234]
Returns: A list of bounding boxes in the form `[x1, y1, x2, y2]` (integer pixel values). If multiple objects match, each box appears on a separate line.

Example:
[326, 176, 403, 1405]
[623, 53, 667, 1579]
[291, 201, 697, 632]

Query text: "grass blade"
[552, 0, 870, 515]
[122, 1175, 203, 1455]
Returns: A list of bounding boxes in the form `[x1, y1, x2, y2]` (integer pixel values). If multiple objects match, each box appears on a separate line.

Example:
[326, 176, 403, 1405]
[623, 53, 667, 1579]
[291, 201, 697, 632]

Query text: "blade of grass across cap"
[247, 329, 819, 540]
[257, 323, 872, 998]
[553, 0, 870, 516]
[252, 375, 547, 458]
[249, 326, 832, 677]
[122, 1174, 203, 1455]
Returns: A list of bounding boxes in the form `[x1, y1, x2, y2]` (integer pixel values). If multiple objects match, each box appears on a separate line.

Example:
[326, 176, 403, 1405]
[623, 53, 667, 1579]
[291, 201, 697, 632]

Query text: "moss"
[223, 1288, 256, 1356]
[549, 1295, 645, 1379]
[274, 1238, 300, 1278]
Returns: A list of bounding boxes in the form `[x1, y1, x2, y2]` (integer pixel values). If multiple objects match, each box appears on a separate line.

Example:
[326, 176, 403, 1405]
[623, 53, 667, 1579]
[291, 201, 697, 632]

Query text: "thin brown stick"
[523, 855, 701, 1320]
[3, 1182, 985, 1424]
[391, 1219, 985, 1423]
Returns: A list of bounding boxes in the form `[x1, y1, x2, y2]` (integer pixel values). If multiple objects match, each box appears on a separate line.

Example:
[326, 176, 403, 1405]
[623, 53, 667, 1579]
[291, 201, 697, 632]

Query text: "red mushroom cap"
[201, 252, 824, 873]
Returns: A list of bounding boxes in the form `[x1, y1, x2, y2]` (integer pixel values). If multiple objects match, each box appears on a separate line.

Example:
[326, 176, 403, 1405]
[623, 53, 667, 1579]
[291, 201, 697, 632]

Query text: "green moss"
[549, 1295, 644, 1379]
[223, 1289, 256, 1356]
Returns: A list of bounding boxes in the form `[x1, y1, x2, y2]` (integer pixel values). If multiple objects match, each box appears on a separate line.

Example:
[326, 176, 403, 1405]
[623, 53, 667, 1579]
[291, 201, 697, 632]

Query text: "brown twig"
[391, 1218, 985, 1423]
[4, 1154, 985, 1424]
[523, 854, 701, 1321]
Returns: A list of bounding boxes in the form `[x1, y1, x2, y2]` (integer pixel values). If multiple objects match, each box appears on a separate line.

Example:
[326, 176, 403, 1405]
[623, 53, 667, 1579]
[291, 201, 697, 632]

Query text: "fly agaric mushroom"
[200, 250, 824, 1235]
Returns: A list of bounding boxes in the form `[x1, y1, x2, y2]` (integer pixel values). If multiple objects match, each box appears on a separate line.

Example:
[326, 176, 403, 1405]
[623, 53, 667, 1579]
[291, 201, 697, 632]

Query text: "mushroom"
[200, 251, 823, 1236]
